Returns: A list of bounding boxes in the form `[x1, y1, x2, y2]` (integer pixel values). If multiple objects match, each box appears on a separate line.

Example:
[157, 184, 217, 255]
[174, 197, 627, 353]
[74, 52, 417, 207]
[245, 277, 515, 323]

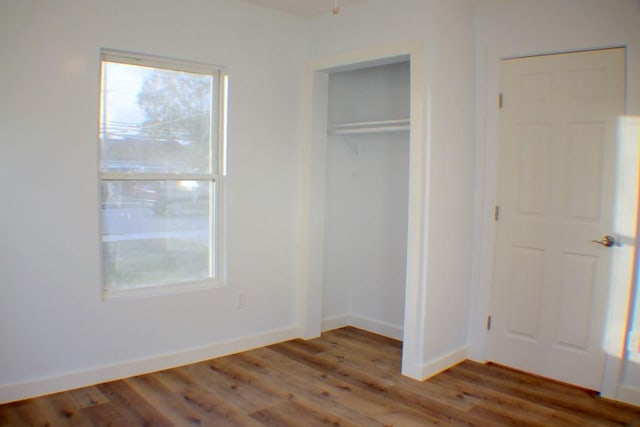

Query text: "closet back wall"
[322, 62, 410, 339]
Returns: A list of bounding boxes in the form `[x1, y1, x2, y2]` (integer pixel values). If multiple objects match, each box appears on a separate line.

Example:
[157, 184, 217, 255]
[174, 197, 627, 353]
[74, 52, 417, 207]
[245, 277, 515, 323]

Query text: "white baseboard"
[0, 326, 298, 404]
[321, 314, 350, 332]
[321, 314, 403, 341]
[419, 345, 469, 380]
[616, 385, 640, 406]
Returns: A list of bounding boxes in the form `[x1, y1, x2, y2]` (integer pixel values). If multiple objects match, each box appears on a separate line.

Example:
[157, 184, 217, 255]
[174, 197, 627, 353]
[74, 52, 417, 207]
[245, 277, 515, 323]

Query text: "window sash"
[100, 173, 218, 181]
[101, 180, 217, 292]
[99, 54, 219, 177]
[102, 49, 221, 77]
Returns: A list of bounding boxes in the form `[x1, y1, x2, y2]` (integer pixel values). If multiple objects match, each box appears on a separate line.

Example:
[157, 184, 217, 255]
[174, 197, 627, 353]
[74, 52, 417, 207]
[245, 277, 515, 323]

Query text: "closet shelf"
[328, 118, 410, 135]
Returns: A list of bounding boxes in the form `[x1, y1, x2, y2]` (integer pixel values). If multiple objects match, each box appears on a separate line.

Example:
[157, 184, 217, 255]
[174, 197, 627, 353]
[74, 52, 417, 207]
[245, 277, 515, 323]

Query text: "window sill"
[102, 278, 224, 301]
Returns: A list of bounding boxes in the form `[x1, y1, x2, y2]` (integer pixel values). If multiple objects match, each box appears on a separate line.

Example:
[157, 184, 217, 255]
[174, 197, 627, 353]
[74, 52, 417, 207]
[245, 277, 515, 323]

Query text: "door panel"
[555, 252, 597, 350]
[507, 247, 544, 340]
[489, 48, 625, 390]
[517, 124, 551, 216]
[566, 122, 605, 220]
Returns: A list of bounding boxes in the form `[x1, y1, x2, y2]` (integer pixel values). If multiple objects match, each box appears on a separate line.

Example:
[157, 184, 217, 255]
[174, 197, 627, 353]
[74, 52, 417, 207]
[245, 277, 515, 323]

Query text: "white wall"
[471, 0, 640, 403]
[310, 0, 476, 376]
[0, 0, 307, 402]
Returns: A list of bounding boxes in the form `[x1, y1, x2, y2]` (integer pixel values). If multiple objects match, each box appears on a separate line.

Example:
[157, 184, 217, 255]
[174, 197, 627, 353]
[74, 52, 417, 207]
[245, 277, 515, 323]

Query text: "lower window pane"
[101, 180, 213, 290]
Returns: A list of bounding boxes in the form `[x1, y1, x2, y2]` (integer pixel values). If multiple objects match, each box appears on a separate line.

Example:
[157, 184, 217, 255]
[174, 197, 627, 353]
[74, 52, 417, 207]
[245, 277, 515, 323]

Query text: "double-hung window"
[99, 50, 226, 297]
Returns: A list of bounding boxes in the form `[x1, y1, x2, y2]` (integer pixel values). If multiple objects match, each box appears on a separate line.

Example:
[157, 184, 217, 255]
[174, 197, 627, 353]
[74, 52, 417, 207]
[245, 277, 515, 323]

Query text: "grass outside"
[103, 238, 210, 289]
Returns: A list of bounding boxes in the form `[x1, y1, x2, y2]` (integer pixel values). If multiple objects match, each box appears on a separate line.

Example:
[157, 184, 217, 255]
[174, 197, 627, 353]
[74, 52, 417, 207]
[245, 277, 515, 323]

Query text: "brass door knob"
[591, 235, 616, 247]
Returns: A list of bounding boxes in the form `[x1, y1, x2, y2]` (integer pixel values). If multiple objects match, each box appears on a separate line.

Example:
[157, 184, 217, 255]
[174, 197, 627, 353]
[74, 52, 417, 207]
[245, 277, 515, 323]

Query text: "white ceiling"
[242, 0, 369, 17]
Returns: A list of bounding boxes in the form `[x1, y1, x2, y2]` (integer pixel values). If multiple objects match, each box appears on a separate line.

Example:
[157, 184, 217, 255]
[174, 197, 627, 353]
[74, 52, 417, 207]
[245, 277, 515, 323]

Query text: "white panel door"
[488, 48, 625, 390]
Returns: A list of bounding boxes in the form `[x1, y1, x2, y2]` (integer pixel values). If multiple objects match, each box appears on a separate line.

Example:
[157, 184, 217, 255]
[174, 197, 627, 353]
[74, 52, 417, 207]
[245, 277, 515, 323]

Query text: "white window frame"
[98, 49, 228, 299]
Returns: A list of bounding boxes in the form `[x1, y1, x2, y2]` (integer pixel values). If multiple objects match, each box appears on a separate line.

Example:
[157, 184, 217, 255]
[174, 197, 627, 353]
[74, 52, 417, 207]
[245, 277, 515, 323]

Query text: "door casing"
[299, 41, 429, 380]
[487, 48, 625, 390]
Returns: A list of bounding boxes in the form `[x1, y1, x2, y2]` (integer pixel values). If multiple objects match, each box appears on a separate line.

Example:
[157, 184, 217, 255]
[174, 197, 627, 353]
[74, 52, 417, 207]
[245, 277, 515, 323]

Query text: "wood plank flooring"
[2, 327, 640, 426]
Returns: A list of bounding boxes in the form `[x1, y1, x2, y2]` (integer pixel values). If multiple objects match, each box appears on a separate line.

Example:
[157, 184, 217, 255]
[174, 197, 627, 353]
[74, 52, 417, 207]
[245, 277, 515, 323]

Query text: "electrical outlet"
[237, 292, 246, 309]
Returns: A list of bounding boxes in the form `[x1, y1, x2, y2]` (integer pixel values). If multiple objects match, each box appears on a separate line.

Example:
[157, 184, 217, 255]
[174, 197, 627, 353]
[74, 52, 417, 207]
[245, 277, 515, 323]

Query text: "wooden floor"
[2, 327, 640, 426]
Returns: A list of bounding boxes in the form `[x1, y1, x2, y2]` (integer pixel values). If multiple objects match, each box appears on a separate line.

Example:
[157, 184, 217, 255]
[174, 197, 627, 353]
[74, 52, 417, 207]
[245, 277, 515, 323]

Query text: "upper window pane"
[100, 61, 217, 174]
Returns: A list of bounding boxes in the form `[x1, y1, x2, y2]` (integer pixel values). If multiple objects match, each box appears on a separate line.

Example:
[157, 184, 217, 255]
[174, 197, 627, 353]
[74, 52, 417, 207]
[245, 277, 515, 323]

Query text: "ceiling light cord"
[332, 0, 340, 15]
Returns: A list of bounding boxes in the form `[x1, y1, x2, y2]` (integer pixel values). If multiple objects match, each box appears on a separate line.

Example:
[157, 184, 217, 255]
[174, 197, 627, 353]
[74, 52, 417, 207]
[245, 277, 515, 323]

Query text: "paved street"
[102, 206, 209, 244]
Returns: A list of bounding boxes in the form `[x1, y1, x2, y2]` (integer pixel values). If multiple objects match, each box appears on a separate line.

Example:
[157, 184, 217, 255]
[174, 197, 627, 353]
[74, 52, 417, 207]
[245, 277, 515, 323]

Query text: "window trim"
[98, 49, 228, 300]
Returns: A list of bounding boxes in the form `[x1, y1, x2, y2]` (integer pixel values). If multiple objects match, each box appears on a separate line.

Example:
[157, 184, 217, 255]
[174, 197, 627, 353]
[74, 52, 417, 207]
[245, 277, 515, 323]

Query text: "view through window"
[99, 51, 223, 295]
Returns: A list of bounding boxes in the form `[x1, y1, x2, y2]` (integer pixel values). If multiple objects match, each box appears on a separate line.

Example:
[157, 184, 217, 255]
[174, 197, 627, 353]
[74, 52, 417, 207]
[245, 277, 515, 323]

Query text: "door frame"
[298, 40, 428, 380]
[469, 45, 638, 399]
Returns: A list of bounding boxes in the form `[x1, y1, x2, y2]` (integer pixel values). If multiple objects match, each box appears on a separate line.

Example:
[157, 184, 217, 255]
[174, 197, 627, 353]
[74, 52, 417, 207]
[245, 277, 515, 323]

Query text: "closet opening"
[322, 60, 410, 341]
[301, 44, 426, 379]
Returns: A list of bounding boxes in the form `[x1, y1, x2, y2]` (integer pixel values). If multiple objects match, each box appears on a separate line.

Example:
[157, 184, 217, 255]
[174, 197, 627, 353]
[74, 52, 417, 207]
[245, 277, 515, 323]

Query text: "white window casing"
[98, 49, 227, 299]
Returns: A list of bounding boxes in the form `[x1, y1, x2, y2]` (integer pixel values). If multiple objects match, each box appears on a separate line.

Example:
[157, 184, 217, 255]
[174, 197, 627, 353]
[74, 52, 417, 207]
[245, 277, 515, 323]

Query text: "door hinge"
[494, 205, 500, 221]
[498, 92, 503, 109]
[486, 315, 492, 331]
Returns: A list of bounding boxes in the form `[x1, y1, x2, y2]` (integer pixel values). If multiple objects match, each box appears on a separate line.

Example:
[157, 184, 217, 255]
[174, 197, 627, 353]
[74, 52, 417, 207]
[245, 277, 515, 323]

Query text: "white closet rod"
[328, 118, 410, 135]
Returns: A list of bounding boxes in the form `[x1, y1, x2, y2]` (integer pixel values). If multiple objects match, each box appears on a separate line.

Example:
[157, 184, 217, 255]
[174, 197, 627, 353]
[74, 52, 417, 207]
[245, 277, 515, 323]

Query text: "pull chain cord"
[332, 0, 340, 14]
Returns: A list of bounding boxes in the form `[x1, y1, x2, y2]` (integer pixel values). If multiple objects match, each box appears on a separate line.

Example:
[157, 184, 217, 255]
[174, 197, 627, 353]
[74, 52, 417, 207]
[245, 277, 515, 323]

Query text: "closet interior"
[321, 60, 411, 340]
